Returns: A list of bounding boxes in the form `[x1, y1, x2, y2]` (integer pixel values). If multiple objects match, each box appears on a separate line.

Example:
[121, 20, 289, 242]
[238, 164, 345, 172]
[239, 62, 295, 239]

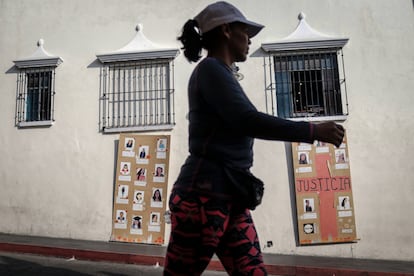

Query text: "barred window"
[267, 49, 347, 118]
[16, 67, 55, 126]
[100, 60, 175, 132]
[265, 49, 348, 119]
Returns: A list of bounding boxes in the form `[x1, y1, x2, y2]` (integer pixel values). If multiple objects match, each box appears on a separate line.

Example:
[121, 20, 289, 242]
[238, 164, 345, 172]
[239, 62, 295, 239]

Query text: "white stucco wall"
[0, 0, 413, 262]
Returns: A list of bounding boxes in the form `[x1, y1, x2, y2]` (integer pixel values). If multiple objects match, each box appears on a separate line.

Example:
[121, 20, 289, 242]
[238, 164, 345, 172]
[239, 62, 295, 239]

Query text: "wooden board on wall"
[111, 134, 170, 245]
[292, 134, 358, 245]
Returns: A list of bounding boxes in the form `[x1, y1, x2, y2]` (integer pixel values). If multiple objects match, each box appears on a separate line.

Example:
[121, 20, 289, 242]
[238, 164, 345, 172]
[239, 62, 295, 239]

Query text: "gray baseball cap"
[194, 1, 264, 38]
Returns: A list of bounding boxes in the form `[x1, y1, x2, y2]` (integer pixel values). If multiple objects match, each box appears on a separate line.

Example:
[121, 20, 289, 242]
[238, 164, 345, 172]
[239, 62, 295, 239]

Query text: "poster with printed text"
[111, 134, 170, 245]
[292, 133, 357, 245]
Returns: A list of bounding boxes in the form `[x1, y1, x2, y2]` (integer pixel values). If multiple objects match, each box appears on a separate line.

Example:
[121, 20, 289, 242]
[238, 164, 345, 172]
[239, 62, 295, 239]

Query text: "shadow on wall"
[284, 142, 301, 247]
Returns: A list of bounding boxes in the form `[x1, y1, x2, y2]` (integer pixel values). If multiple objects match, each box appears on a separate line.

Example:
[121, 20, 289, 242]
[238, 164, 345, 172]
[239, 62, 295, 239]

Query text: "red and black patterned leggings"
[164, 189, 267, 276]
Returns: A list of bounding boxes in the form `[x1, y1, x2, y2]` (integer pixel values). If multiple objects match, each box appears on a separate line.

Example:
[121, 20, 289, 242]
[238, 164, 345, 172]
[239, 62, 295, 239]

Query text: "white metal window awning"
[96, 24, 179, 63]
[261, 12, 349, 52]
[13, 39, 63, 68]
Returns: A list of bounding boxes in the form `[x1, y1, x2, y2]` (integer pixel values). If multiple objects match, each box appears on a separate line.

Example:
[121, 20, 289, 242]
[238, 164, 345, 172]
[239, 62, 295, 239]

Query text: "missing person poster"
[111, 134, 170, 245]
[292, 133, 357, 245]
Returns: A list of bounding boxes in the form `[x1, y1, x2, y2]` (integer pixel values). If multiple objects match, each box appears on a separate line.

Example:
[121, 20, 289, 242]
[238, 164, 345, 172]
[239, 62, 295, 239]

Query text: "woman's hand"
[314, 122, 345, 148]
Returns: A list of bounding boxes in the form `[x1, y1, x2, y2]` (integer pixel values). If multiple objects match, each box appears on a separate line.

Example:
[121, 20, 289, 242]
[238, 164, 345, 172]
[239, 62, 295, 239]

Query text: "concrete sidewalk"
[0, 233, 413, 276]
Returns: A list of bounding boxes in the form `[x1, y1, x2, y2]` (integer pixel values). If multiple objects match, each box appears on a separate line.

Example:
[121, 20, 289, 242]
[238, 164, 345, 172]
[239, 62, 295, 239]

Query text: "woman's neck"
[207, 48, 233, 67]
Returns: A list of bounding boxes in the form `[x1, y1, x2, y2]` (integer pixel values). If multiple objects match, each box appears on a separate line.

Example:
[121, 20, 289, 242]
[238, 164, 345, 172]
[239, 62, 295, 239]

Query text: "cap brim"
[243, 20, 264, 38]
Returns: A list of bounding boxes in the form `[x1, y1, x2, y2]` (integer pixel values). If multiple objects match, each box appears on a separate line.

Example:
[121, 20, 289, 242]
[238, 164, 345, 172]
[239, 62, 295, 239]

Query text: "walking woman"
[164, 2, 344, 275]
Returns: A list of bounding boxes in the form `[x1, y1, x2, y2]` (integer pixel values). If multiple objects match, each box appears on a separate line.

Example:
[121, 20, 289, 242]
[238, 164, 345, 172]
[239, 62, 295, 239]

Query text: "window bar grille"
[281, 54, 289, 117]
[101, 60, 175, 131]
[152, 65, 157, 125]
[334, 52, 343, 115]
[161, 64, 166, 125]
[126, 64, 132, 127]
[292, 55, 298, 115]
[156, 64, 160, 125]
[114, 65, 117, 128]
[50, 70, 56, 121]
[105, 66, 110, 128]
[126, 66, 129, 126]
[271, 49, 348, 119]
[143, 66, 147, 126]
[120, 65, 125, 127]
[15, 68, 55, 124]
[328, 52, 334, 115]
[110, 65, 115, 128]
[132, 64, 137, 126]
[159, 65, 164, 125]
[302, 53, 309, 113]
[269, 55, 275, 116]
[164, 63, 168, 124]
[159, 64, 163, 124]
[325, 52, 331, 115]
[39, 72, 44, 120]
[122, 66, 127, 127]
[316, 53, 321, 112]
[331, 52, 339, 115]
[27, 72, 34, 121]
[263, 56, 268, 114]
[147, 64, 151, 125]
[103, 66, 107, 128]
[150, 65, 155, 125]
[117, 65, 121, 127]
[339, 49, 349, 115]
[169, 61, 175, 125]
[263, 55, 275, 115]
[118, 65, 122, 127]
[110, 66, 115, 128]
[114, 65, 118, 127]
[149, 64, 153, 125]
[16, 71, 24, 123]
[126, 66, 131, 126]
[319, 51, 326, 116]
[138, 65, 142, 126]
[100, 67, 106, 129]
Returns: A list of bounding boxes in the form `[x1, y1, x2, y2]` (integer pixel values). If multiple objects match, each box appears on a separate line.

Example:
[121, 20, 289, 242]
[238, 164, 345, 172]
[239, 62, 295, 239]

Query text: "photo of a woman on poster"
[298, 152, 309, 165]
[125, 138, 134, 149]
[153, 164, 166, 183]
[120, 162, 130, 175]
[136, 146, 150, 165]
[150, 213, 160, 225]
[155, 166, 164, 177]
[118, 185, 128, 199]
[339, 196, 351, 210]
[116, 210, 126, 224]
[157, 139, 166, 152]
[139, 147, 147, 158]
[153, 189, 162, 202]
[337, 152, 346, 163]
[304, 199, 314, 212]
[135, 191, 144, 204]
[136, 168, 146, 181]
[132, 216, 142, 229]
[151, 188, 163, 208]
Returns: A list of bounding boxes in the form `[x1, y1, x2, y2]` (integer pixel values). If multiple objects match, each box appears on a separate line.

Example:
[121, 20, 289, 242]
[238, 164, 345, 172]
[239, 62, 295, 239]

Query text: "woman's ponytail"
[177, 19, 202, 63]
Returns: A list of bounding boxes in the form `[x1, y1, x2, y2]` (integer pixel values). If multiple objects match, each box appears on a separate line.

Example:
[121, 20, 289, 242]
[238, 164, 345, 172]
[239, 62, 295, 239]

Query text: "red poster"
[292, 134, 357, 244]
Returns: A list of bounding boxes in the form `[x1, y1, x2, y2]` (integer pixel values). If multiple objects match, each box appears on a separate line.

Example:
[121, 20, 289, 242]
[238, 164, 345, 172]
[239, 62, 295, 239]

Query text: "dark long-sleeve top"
[173, 57, 314, 196]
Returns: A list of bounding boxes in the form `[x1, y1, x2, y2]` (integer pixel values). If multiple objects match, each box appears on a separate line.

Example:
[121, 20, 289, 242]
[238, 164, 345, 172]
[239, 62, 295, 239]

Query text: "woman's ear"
[221, 24, 232, 40]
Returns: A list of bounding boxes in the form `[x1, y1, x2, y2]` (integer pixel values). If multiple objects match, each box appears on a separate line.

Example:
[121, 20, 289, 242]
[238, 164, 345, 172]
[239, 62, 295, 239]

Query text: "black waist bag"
[223, 166, 264, 210]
